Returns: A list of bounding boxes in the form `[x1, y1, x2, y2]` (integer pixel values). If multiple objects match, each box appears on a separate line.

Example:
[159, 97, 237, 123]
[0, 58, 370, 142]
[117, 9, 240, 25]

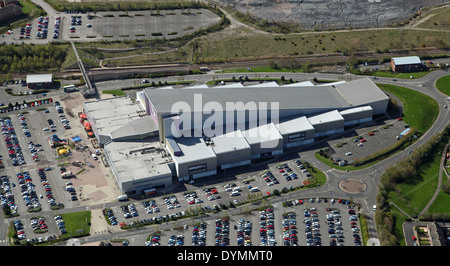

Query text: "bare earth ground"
[212, 0, 450, 29]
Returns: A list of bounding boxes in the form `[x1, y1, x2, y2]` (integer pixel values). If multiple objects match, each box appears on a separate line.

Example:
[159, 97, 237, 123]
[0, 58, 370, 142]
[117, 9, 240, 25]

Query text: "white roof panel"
[276, 116, 314, 135]
[210, 130, 250, 154]
[307, 110, 344, 125]
[26, 74, 53, 83]
[281, 81, 314, 87]
[391, 56, 421, 65]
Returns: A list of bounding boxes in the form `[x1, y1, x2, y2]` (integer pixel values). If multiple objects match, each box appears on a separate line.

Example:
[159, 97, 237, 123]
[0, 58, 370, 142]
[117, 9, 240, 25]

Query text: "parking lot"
[103, 155, 319, 228]
[1, 9, 221, 44]
[142, 198, 361, 246]
[0, 97, 84, 243]
[327, 118, 411, 163]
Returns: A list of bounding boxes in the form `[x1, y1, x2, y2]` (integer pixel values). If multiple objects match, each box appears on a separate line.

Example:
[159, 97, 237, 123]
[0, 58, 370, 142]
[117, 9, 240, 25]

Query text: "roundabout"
[339, 178, 367, 194]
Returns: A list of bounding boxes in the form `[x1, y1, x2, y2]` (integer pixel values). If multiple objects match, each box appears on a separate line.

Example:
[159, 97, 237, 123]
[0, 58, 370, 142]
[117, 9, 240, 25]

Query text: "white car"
[43, 128, 49, 131]
[345, 152, 352, 156]
[446, 97, 450, 101]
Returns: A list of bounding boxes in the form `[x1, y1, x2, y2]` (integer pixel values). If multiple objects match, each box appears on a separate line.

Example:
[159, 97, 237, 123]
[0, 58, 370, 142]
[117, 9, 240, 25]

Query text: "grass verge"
[376, 83, 439, 134]
[436, 75, 450, 96]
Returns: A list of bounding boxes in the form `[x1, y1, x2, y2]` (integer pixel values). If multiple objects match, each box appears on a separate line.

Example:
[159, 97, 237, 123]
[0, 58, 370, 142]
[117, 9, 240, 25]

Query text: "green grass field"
[60, 211, 91, 238]
[101, 26, 450, 66]
[376, 83, 439, 134]
[387, 153, 441, 216]
[426, 171, 450, 216]
[189, 28, 449, 63]
[436, 75, 450, 96]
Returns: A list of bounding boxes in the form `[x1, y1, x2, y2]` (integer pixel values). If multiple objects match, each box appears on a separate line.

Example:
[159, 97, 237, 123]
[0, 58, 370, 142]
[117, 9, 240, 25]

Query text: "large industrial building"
[85, 78, 389, 195]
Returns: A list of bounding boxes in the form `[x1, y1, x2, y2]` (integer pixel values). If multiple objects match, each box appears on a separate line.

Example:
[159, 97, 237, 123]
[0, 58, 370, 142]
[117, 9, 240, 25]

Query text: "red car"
[396, 117, 403, 121]
[359, 139, 366, 142]
[368, 132, 375, 136]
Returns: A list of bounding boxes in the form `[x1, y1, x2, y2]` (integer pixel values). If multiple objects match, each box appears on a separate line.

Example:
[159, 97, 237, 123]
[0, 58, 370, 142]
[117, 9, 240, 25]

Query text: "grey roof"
[307, 110, 344, 125]
[84, 96, 145, 137]
[110, 116, 158, 141]
[26, 74, 53, 83]
[144, 83, 351, 115]
[242, 123, 283, 145]
[171, 136, 217, 164]
[333, 78, 389, 107]
[276, 115, 315, 135]
[339, 105, 373, 115]
[210, 130, 250, 155]
[391, 56, 421, 65]
[104, 140, 172, 183]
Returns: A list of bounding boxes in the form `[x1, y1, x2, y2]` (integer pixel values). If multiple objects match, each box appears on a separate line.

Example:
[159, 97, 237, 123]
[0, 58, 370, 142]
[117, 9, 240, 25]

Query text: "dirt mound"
[215, 0, 449, 29]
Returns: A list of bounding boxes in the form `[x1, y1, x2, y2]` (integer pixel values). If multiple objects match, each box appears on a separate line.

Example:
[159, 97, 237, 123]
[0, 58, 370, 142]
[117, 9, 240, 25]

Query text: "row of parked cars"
[192, 222, 207, 246]
[1, 118, 26, 166]
[184, 191, 204, 205]
[0, 175, 17, 215]
[168, 235, 184, 246]
[17, 172, 41, 211]
[260, 170, 278, 186]
[14, 220, 26, 240]
[282, 212, 298, 246]
[260, 207, 276, 246]
[304, 207, 322, 246]
[142, 199, 160, 214]
[145, 233, 161, 246]
[121, 203, 138, 218]
[53, 16, 61, 39]
[54, 215, 67, 234]
[18, 113, 31, 137]
[31, 217, 48, 231]
[0, 98, 53, 114]
[38, 168, 59, 207]
[237, 218, 252, 246]
[65, 182, 78, 201]
[164, 195, 181, 209]
[215, 218, 230, 246]
[105, 209, 118, 225]
[36, 16, 49, 39]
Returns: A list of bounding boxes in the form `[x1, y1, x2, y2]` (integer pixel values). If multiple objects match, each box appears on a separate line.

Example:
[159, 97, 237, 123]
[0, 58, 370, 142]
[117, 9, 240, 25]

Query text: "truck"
[118, 195, 128, 201]
[61, 171, 73, 178]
